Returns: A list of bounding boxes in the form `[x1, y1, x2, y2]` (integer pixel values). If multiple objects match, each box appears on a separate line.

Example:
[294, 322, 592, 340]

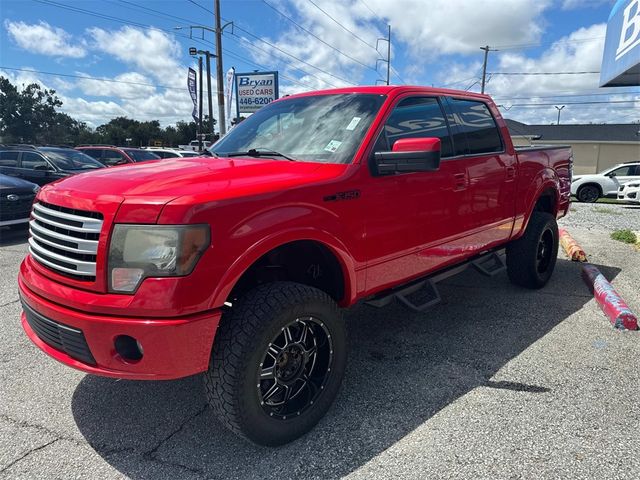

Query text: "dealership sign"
[600, 0, 640, 87]
[235, 71, 279, 115]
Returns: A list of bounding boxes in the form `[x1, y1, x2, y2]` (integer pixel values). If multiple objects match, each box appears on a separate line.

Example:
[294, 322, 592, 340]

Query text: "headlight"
[108, 224, 210, 293]
[628, 183, 640, 188]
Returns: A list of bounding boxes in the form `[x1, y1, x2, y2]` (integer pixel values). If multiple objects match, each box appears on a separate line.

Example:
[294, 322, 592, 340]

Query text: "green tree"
[0, 76, 63, 143]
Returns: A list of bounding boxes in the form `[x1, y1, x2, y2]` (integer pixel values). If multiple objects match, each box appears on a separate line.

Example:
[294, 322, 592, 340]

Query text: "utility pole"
[214, 0, 226, 135]
[386, 25, 391, 85]
[555, 105, 565, 125]
[205, 53, 214, 137]
[376, 26, 392, 85]
[480, 45, 497, 94]
[198, 56, 203, 151]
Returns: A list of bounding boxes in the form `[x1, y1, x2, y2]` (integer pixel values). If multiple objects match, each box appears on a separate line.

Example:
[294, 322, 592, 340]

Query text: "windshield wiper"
[221, 148, 295, 161]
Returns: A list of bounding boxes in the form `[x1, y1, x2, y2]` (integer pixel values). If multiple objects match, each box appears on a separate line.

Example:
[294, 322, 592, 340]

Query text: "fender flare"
[517, 168, 561, 237]
[209, 228, 358, 308]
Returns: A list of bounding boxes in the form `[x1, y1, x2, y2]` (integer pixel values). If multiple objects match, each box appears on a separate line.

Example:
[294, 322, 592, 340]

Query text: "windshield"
[39, 148, 104, 170]
[123, 149, 161, 162]
[211, 93, 386, 164]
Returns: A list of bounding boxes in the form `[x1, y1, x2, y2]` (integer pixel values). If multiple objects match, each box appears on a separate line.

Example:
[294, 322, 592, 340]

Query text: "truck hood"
[41, 156, 347, 202]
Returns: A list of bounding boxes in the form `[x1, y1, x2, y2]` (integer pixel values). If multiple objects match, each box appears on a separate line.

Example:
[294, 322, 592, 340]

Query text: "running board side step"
[365, 249, 506, 313]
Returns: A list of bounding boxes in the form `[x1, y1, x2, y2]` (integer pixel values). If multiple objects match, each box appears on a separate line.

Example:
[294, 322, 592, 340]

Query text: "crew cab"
[18, 86, 571, 446]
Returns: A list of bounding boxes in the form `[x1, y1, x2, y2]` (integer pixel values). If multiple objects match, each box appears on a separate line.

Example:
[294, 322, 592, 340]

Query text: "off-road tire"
[506, 212, 559, 289]
[204, 281, 346, 446]
[576, 184, 600, 203]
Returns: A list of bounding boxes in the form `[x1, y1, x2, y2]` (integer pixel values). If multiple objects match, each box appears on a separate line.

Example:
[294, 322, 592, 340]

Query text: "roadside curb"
[560, 228, 638, 331]
[581, 264, 638, 330]
[559, 228, 587, 262]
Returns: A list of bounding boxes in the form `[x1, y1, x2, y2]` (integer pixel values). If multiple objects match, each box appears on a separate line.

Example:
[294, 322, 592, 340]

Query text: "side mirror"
[374, 137, 441, 175]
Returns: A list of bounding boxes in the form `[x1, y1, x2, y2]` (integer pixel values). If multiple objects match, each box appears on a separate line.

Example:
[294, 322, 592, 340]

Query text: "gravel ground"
[560, 202, 640, 232]
[1, 207, 639, 480]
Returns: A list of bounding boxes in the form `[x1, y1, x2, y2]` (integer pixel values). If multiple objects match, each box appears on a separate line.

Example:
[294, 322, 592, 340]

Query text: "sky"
[1, 0, 639, 128]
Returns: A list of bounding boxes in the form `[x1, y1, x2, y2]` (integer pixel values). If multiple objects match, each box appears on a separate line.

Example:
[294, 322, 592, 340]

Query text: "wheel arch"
[209, 230, 357, 309]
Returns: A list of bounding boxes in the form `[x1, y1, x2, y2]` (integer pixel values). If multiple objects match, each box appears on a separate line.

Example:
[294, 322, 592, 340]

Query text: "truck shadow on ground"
[71, 258, 620, 480]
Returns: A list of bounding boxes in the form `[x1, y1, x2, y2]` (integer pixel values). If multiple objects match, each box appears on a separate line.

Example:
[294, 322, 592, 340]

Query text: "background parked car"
[76, 146, 160, 166]
[0, 174, 39, 229]
[0, 145, 104, 186]
[142, 147, 201, 159]
[618, 181, 640, 205]
[571, 162, 640, 202]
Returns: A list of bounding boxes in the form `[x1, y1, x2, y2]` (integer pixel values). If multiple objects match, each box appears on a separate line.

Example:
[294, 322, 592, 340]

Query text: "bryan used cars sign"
[600, 0, 640, 87]
[235, 71, 279, 115]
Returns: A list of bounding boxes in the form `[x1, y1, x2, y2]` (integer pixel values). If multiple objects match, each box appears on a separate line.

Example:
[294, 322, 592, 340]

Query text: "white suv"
[618, 182, 640, 205]
[571, 162, 640, 202]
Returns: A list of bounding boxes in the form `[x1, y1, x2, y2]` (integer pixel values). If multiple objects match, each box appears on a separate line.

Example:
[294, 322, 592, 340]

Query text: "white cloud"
[87, 26, 182, 80]
[75, 72, 156, 99]
[4, 20, 86, 58]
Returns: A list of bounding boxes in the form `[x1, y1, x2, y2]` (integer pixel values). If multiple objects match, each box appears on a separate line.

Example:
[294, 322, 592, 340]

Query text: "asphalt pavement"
[1, 212, 639, 479]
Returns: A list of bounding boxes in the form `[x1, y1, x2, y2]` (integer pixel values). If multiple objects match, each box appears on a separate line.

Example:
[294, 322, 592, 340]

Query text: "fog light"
[114, 335, 144, 362]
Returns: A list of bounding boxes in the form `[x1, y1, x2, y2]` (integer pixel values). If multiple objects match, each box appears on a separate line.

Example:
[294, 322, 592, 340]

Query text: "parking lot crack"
[0, 299, 19, 308]
[142, 405, 208, 467]
[0, 438, 59, 474]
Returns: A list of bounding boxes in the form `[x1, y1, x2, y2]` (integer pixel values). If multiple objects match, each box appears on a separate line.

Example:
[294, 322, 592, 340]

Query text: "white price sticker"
[346, 117, 361, 130]
[324, 140, 342, 153]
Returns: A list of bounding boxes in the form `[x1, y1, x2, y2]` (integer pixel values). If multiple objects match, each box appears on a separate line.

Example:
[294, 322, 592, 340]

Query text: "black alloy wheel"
[258, 317, 333, 420]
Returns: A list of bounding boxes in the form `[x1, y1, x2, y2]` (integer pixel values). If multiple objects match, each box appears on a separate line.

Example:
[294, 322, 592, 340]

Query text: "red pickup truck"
[18, 86, 571, 446]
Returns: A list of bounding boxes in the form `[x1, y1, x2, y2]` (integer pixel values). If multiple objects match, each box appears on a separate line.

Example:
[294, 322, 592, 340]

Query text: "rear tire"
[204, 281, 346, 446]
[506, 212, 558, 289]
[576, 184, 600, 203]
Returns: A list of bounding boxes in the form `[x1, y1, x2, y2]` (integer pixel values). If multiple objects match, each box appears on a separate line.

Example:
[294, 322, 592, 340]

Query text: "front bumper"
[19, 276, 221, 380]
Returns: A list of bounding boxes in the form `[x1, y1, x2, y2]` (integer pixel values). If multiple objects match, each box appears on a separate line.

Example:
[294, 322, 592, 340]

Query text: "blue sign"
[600, 0, 640, 87]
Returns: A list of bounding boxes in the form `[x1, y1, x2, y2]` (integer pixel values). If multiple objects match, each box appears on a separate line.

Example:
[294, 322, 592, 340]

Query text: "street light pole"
[205, 53, 214, 137]
[555, 105, 565, 125]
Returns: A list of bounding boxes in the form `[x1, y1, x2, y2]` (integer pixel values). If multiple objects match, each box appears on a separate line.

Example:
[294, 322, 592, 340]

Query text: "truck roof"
[284, 85, 493, 102]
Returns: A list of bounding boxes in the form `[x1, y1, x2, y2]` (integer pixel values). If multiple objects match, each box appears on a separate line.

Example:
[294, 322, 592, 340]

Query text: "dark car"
[0, 145, 104, 186]
[0, 174, 39, 229]
[76, 146, 160, 166]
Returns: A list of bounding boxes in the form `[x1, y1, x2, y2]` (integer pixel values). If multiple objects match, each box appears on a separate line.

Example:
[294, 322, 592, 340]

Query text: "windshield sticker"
[324, 140, 342, 153]
[346, 116, 361, 131]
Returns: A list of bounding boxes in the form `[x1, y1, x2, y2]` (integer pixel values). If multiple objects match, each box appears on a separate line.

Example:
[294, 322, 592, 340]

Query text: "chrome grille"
[29, 202, 103, 280]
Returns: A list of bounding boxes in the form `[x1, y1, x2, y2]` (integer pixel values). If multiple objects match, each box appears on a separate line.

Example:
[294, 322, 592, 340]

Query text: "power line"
[31, 0, 325, 89]
[494, 91, 640, 101]
[0, 67, 185, 90]
[500, 100, 638, 107]
[307, 0, 379, 52]
[359, 0, 386, 23]
[492, 35, 605, 51]
[186, 0, 356, 85]
[262, 0, 376, 72]
[490, 71, 600, 76]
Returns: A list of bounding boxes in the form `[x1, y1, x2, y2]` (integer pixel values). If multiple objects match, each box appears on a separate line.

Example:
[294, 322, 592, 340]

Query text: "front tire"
[506, 212, 559, 289]
[204, 281, 346, 446]
[576, 184, 600, 203]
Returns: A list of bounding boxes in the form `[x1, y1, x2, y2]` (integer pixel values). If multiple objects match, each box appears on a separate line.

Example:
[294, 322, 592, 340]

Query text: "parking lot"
[1, 204, 639, 480]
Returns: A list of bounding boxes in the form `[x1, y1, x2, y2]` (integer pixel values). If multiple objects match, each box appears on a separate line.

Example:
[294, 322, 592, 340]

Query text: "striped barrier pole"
[559, 228, 587, 262]
[581, 264, 638, 331]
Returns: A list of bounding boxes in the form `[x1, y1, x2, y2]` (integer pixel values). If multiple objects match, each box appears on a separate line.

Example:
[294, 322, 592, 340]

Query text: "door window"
[81, 149, 103, 160]
[0, 151, 19, 167]
[102, 150, 126, 166]
[20, 152, 50, 170]
[377, 97, 453, 157]
[447, 99, 503, 156]
[609, 165, 636, 176]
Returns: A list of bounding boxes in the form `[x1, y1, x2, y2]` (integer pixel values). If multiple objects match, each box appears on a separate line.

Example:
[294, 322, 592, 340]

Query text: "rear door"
[18, 152, 63, 185]
[442, 97, 516, 247]
[0, 151, 21, 178]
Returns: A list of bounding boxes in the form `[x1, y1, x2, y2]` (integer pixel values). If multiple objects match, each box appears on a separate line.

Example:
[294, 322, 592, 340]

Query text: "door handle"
[506, 166, 516, 180]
